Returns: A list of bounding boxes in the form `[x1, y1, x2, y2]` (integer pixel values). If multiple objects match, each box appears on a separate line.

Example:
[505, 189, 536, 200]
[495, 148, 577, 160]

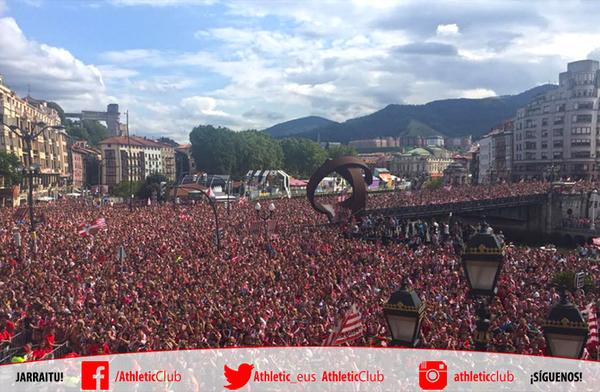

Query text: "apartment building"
[0, 77, 69, 205]
[99, 135, 175, 188]
[478, 122, 514, 184]
[513, 60, 600, 180]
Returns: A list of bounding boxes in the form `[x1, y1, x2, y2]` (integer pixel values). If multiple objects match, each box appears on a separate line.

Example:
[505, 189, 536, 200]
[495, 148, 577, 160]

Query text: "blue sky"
[1, 0, 600, 142]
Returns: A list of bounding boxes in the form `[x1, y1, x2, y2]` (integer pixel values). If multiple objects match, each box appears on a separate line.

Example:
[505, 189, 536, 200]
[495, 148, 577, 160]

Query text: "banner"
[0, 348, 598, 391]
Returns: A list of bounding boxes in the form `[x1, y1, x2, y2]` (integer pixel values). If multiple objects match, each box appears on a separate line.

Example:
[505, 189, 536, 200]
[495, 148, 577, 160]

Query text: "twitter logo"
[224, 363, 254, 390]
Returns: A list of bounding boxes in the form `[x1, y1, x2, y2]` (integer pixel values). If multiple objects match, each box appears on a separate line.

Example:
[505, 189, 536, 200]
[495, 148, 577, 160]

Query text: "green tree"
[236, 130, 283, 177]
[422, 177, 443, 190]
[280, 138, 327, 178]
[326, 144, 357, 159]
[190, 125, 238, 175]
[0, 151, 22, 187]
[110, 181, 142, 199]
[137, 173, 170, 201]
[157, 137, 179, 147]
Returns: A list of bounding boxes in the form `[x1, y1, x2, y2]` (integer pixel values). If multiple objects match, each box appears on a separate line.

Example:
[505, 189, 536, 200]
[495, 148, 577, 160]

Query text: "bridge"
[363, 191, 599, 245]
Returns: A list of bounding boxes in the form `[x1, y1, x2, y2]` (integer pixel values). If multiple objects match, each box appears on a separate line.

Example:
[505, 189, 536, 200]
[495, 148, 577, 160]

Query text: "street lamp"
[383, 283, 425, 347]
[541, 288, 588, 359]
[255, 202, 276, 221]
[461, 224, 505, 351]
[188, 189, 221, 250]
[589, 189, 598, 230]
[2, 119, 64, 257]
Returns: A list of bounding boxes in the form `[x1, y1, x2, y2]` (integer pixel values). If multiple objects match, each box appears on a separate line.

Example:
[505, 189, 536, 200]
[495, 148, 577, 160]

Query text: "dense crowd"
[0, 180, 598, 363]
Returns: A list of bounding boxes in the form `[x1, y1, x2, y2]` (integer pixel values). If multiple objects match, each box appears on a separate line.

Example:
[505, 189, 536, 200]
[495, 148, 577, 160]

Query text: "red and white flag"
[582, 302, 599, 351]
[322, 304, 364, 346]
[593, 238, 600, 247]
[238, 196, 247, 206]
[206, 187, 215, 199]
[78, 218, 107, 237]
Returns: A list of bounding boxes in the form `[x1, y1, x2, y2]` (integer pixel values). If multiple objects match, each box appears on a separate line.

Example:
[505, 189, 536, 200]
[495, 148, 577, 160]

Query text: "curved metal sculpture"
[307, 156, 373, 223]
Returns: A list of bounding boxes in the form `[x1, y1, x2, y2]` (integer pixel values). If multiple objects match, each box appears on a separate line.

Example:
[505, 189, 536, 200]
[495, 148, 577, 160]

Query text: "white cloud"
[0, 17, 106, 110]
[436, 23, 460, 36]
[459, 88, 497, 99]
[110, 0, 215, 6]
[180, 96, 228, 117]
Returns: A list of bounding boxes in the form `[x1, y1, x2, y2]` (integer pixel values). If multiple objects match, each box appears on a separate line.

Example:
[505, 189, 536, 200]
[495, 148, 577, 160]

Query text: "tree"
[190, 125, 238, 175]
[137, 173, 170, 201]
[64, 119, 109, 146]
[0, 151, 22, 187]
[157, 137, 179, 147]
[280, 138, 327, 178]
[110, 181, 142, 199]
[326, 144, 357, 159]
[190, 126, 284, 179]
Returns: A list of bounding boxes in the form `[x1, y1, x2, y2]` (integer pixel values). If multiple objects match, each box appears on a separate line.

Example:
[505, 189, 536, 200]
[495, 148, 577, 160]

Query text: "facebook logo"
[81, 361, 109, 390]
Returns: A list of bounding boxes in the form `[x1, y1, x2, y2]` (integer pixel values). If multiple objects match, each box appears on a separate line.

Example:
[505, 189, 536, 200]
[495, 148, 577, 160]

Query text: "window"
[572, 151, 591, 158]
[576, 102, 594, 110]
[557, 103, 565, 112]
[571, 139, 591, 147]
[541, 153, 548, 160]
[554, 115, 564, 125]
[525, 152, 536, 160]
[525, 130, 536, 139]
[572, 127, 591, 135]
[525, 142, 536, 150]
[542, 130, 548, 138]
[553, 129, 563, 137]
[541, 142, 548, 149]
[553, 140, 563, 148]
[574, 114, 593, 123]
[543, 105, 550, 113]
[542, 118, 549, 126]
[553, 151, 563, 159]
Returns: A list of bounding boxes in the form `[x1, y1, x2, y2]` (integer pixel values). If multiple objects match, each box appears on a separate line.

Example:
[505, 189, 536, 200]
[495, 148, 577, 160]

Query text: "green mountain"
[263, 115, 338, 137]
[265, 84, 558, 142]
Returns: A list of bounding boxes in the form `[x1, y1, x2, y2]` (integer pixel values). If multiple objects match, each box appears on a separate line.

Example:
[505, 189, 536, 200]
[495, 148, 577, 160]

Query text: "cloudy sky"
[0, 0, 599, 142]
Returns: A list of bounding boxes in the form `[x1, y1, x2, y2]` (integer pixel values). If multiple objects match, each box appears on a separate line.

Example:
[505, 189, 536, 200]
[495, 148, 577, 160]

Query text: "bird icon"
[224, 363, 254, 390]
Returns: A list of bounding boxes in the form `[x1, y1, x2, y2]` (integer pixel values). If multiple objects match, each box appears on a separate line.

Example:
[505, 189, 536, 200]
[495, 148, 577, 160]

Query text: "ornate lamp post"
[2, 120, 64, 257]
[461, 225, 505, 351]
[188, 189, 221, 250]
[256, 202, 276, 244]
[383, 283, 425, 347]
[589, 189, 598, 230]
[541, 288, 589, 359]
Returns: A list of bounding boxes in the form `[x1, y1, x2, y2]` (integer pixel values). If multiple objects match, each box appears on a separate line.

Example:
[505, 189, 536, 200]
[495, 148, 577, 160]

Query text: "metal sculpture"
[307, 156, 372, 223]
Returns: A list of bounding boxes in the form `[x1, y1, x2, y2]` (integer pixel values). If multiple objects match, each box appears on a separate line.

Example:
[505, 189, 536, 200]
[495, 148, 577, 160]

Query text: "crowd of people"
[0, 180, 598, 363]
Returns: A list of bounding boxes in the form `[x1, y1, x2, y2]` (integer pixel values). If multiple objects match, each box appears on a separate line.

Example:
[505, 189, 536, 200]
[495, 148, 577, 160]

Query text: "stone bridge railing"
[364, 193, 549, 219]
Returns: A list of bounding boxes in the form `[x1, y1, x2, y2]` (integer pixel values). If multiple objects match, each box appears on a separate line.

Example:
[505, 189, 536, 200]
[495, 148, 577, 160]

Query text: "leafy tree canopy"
[0, 151, 22, 187]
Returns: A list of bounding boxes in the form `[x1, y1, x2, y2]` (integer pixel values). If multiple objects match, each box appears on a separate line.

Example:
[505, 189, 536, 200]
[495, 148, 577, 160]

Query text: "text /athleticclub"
[114, 370, 182, 383]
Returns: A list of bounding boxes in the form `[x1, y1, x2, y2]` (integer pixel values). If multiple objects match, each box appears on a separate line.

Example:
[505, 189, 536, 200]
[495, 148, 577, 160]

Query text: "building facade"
[477, 122, 514, 184]
[99, 136, 175, 188]
[513, 59, 600, 180]
[0, 78, 69, 205]
[389, 147, 453, 179]
[71, 140, 101, 189]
